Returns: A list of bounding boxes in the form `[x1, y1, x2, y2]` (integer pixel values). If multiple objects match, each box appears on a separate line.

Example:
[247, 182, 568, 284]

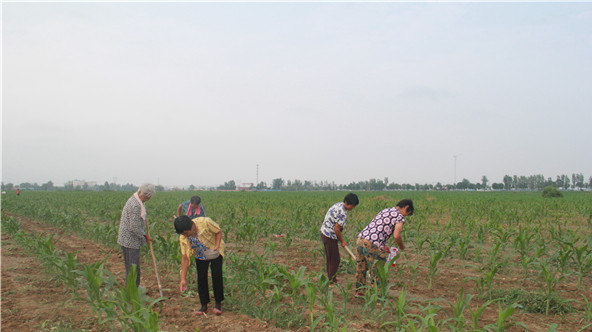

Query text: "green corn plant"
[486, 243, 502, 267]
[531, 259, 568, 315]
[114, 264, 167, 332]
[51, 251, 81, 295]
[582, 294, 592, 322]
[373, 260, 398, 304]
[406, 302, 444, 332]
[71, 259, 117, 331]
[393, 290, 413, 320]
[468, 298, 499, 331]
[445, 287, 473, 331]
[483, 303, 526, 332]
[415, 235, 429, 256]
[568, 243, 592, 285]
[518, 252, 535, 280]
[317, 291, 348, 330]
[457, 237, 471, 261]
[409, 261, 420, 286]
[483, 265, 500, 299]
[427, 250, 443, 289]
[473, 244, 483, 263]
[304, 283, 321, 331]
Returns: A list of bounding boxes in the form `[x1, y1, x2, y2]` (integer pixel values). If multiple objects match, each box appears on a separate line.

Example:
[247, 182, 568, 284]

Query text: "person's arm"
[213, 231, 223, 251]
[177, 204, 183, 218]
[334, 224, 346, 248]
[392, 222, 405, 251]
[180, 254, 189, 292]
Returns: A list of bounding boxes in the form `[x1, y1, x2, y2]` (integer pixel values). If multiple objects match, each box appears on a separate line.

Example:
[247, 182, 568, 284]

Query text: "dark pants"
[121, 246, 141, 287]
[196, 255, 224, 307]
[321, 234, 340, 283]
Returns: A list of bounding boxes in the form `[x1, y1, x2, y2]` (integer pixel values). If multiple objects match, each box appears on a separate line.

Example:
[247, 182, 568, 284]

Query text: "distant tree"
[503, 175, 512, 190]
[3, 183, 14, 190]
[189, 184, 196, 190]
[155, 185, 165, 191]
[104, 181, 110, 191]
[542, 186, 563, 198]
[82, 183, 90, 190]
[481, 176, 489, 189]
[435, 182, 443, 190]
[218, 180, 236, 190]
[272, 178, 284, 190]
[258, 181, 268, 190]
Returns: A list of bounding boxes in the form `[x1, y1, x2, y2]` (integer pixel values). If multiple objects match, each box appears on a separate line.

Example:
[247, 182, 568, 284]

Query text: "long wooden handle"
[145, 218, 164, 298]
[344, 246, 357, 261]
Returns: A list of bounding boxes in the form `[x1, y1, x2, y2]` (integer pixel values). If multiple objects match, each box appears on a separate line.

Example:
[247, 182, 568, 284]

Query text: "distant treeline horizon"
[2, 173, 590, 192]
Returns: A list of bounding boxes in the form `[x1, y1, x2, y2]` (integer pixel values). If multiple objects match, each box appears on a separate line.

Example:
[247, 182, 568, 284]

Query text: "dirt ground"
[2, 213, 592, 331]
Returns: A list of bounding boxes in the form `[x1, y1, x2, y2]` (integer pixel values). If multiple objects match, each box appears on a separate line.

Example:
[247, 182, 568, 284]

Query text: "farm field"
[2, 190, 592, 331]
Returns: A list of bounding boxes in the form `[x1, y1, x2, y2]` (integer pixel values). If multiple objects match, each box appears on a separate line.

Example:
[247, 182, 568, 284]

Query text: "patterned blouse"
[117, 195, 147, 249]
[358, 207, 405, 249]
[320, 202, 348, 239]
[179, 217, 225, 260]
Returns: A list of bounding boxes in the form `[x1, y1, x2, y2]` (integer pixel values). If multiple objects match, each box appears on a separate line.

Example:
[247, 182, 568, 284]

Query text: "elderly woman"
[355, 199, 414, 297]
[177, 195, 206, 218]
[117, 183, 155, 287]
[175, 215, 225, 315]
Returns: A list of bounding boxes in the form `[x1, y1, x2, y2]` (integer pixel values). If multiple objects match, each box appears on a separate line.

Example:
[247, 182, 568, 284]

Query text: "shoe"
[213, 303, 222, 315]
[194, 308, 208, 315]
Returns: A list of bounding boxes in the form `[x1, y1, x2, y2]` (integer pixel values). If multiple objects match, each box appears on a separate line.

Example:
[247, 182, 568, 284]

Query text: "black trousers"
[121, 246, 141, 287]
[195, 255, 224, 306]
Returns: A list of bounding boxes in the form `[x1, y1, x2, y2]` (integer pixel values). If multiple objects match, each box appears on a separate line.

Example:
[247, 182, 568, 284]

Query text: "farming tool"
[344, 245, 357, 261]
[145, 217, 164, 298]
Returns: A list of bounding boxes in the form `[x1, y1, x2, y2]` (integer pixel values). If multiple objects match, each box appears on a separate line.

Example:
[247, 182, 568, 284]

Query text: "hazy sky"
[3, 2, 591, 188]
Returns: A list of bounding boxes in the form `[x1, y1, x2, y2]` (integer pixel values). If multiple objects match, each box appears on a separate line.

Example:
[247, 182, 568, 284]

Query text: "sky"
[2, 2, 592, 188]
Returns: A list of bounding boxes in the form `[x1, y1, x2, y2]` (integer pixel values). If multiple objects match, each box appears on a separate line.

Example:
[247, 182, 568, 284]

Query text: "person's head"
[343, 193, 359, 211]
[138, 183, 156, 202]
[174, 215, 197, 237]
[396, 199, 414, 217]
[190, 196, 201, 209]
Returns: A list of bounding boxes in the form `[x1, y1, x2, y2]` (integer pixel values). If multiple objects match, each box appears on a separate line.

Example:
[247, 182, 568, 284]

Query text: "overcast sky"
[3, 2, 591, 188]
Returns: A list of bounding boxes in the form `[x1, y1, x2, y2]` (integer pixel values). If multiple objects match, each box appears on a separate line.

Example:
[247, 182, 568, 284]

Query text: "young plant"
[445, 287, 473, 331]
[483, 303, 526, 332]
[427, 250, 443, 289]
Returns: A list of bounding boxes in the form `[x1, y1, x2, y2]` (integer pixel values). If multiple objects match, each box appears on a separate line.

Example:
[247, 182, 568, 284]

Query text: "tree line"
[2, 173, 590, 192]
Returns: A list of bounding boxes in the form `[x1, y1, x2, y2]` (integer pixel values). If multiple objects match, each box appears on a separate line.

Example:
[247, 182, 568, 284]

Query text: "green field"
[2, 190, 592, 331]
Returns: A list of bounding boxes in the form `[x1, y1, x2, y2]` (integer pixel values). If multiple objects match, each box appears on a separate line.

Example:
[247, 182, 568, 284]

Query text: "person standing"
[16, 188, 20, 196]
[175, 215, 225, 315]
[117, 183, 155, 287]
[320, 193, 359, 286]
[177, 195, 206, 218]
[355, 199, 414, 296]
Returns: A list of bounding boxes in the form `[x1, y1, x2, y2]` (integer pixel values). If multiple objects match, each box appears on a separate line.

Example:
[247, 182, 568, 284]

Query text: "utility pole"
[256, 165, 259, 190]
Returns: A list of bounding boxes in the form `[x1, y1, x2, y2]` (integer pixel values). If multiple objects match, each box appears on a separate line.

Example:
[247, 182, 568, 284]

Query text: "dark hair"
[343, 193, 359, 206]
[174, 215, 194, 234]
[396, 199, 414, 216]
[190, 196, 201, 205]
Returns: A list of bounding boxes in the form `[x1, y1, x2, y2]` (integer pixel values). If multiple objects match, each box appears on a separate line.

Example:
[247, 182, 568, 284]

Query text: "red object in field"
[273, 234, 286, 238]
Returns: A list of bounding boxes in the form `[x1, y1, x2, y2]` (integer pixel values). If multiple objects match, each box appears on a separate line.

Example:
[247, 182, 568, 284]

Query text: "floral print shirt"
[320, 202, 348, 239]
[358, 207, 405, 249]
[179, 217, 225, 260]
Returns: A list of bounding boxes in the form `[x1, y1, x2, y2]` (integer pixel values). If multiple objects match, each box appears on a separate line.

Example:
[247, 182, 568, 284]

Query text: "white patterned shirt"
[117, 195, 147, 249]
[320, 202, 348, 239]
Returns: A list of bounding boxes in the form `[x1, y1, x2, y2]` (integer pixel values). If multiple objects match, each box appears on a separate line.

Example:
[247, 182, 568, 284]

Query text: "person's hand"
[384, 245, 390, 252]
[180, 280, 187, 293]
[399, 244, 406, 251]
[213, 245, 220, 251]
[145, 235, 153, 244]
[340, 240, 347, 248]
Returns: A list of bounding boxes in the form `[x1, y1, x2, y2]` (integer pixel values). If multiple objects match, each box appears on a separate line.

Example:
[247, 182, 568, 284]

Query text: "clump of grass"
[490, 289, 574, 314]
